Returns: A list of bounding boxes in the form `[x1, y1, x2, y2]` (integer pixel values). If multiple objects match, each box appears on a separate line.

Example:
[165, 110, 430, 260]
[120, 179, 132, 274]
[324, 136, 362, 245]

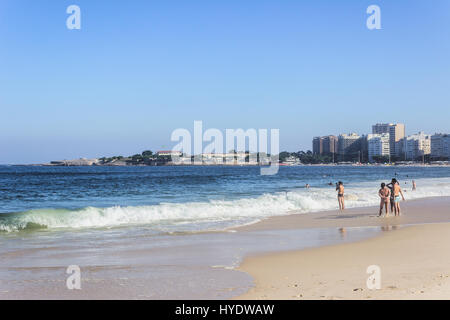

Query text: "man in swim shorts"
[392, 179, 406, 216]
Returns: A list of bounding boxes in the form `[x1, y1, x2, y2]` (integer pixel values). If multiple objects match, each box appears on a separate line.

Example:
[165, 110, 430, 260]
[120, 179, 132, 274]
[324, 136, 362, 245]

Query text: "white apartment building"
[367, 133, 390, 162]
[372, 123, 405, 157]
[404, 132, 431, 160]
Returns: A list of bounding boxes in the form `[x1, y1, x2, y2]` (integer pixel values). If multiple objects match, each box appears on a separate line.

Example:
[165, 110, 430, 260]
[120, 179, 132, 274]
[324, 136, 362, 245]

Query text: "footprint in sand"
[387, 285, 397, 290]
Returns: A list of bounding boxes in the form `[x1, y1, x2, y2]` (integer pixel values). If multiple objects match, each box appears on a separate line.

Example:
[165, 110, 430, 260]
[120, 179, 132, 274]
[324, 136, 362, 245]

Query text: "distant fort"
[45, 151, 279, 167]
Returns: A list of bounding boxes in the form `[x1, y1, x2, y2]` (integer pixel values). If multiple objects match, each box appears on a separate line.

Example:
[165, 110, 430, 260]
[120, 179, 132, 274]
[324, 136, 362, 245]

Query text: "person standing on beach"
[336, 181, 345, 211]
[378, 183, 391, 217]
[387, 179, 396, 213]
[392, 179, 406, 216]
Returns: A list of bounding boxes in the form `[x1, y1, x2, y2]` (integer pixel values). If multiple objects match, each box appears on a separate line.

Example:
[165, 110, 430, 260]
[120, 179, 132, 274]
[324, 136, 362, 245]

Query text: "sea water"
[1, 165, 450, 233]
[1, 165, 450, 299]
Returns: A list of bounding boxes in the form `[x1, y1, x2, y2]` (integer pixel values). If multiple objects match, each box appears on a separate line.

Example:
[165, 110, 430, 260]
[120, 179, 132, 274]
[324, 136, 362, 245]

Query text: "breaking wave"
[1, 177, 450, 233]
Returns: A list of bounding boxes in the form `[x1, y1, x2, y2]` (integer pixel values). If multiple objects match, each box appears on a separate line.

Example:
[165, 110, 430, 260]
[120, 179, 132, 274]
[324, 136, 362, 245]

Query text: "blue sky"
[0, 0, 449, 164]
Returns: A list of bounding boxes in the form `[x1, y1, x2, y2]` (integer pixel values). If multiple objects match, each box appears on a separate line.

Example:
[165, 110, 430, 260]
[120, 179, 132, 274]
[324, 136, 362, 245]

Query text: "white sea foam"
[1, 177, 450, 232]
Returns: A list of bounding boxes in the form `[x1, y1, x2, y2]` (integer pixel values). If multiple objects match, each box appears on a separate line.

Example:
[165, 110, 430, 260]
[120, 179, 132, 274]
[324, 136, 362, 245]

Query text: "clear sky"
[0, 0, 449, 164]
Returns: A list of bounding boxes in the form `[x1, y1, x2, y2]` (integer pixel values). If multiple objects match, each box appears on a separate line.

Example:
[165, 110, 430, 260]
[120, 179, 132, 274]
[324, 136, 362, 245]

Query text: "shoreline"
[4, 163, 450, 167]
[235, 196, 450, 232]
[234, 196, 450, 299]
[2, 195, 450, 299]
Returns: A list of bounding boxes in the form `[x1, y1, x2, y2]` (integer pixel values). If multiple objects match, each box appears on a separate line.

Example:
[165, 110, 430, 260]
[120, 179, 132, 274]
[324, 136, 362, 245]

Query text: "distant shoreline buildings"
[47, 150, 273, 167]
[43, 123, 449, 167]
[372, 123, 405, 157]
[313, 123, 450, 163]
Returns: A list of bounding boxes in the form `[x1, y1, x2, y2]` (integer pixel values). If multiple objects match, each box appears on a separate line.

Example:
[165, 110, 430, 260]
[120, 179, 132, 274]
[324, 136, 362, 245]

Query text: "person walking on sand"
[336, 181, 345, 211]
[378, 183, 391, 217]
[392, 179, 406, 216]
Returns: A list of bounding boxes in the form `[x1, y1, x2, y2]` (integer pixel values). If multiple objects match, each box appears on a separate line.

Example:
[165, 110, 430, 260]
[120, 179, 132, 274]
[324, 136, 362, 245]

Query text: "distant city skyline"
[313, 122, 449, 163]
[1, 1, 450, 164]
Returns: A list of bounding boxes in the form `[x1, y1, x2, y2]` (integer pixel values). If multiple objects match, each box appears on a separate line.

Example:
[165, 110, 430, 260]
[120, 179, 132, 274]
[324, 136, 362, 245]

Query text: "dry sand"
[236, 197, 450, 299]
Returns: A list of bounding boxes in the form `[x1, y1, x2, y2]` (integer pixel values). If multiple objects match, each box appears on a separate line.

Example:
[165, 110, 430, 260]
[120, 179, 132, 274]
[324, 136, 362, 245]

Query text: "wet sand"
[236, 196, 450, 231]
[2, 197, 450, 300]
[0, 219, 381, 300]
[236, 197, 450, 299]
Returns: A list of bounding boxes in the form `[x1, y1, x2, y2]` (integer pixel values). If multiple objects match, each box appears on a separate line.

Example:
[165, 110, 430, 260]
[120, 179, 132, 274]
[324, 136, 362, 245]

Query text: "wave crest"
[2, 177, 450, 232]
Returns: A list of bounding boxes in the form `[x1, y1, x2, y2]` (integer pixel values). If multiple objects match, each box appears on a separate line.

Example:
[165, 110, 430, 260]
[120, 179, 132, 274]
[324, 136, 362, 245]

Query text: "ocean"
[1, 165, 450, 233]
[1, 165, 450, 299]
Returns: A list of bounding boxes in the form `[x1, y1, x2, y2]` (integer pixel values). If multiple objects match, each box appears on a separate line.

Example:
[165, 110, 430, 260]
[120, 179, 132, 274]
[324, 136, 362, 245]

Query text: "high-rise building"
[338, 133, 360, 154]
[322, 136, 338, 154]
[372, 123, 405, 157]
[338, 133, 361, 161]
[312, 135, 338, 155]
[359, 135, 369, 163]
[431, 134, 450, 160]
[312, 137, 323, 155]
[372, 123, 392, 134]
[404, 132, 431, 160]
[367, 133, 390, 162]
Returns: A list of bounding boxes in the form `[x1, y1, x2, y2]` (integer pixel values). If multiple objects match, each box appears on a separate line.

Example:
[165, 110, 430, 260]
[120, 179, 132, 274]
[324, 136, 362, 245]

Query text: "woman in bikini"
[336, 181, 345, 211]
[378, 183, 390, 217]
[387, 178, 396, 213]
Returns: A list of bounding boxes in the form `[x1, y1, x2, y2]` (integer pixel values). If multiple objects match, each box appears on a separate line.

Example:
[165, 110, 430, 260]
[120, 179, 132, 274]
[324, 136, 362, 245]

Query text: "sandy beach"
[2, 194, 450, 300]
[236, 197, 450, 299]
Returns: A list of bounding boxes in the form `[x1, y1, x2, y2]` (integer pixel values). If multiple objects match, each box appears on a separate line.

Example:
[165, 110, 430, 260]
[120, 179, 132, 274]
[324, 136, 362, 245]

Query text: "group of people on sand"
[333, 178, 411, 217]
[378, 178, 406, 217]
